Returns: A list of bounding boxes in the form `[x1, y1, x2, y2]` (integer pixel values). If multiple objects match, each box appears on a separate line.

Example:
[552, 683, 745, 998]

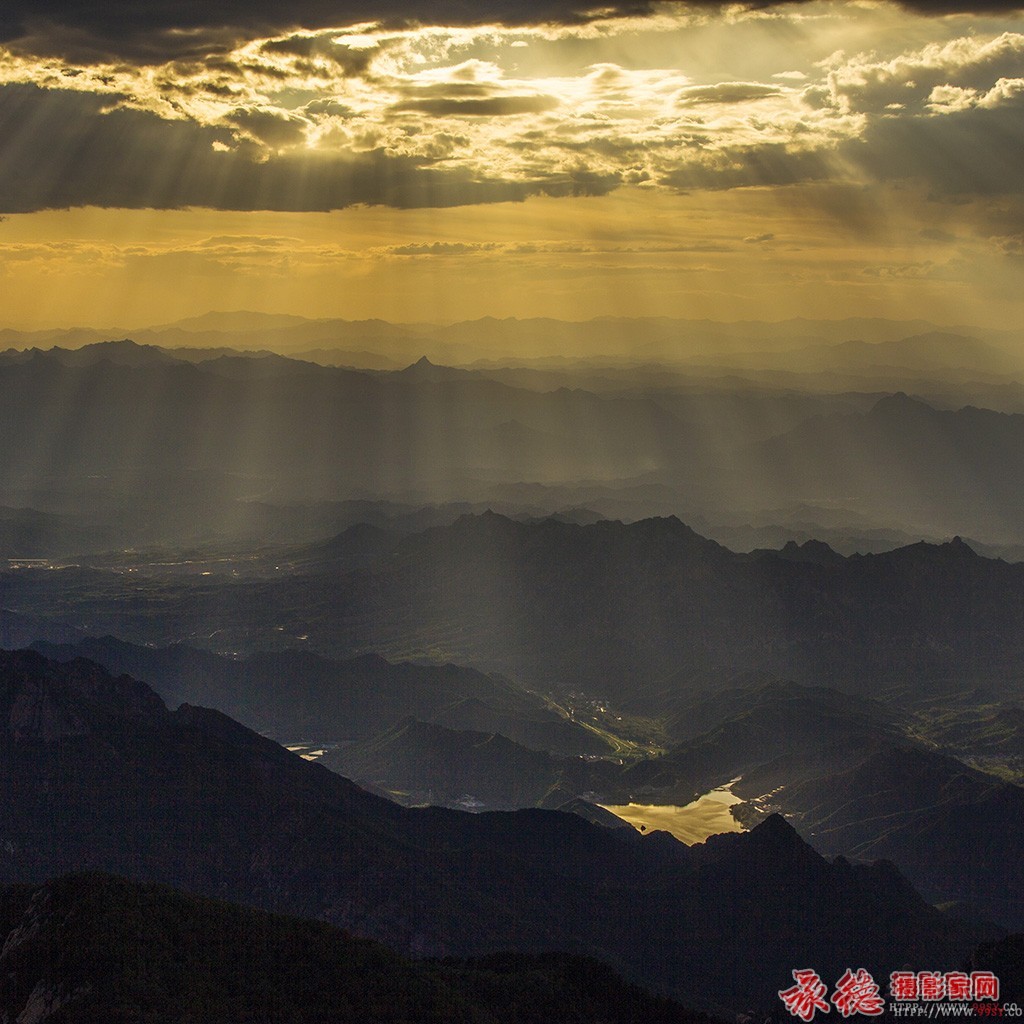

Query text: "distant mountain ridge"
[287, 511, 1024, 698]
[0, 347, 696, 508]
[752, 392, 1024, 536]
[322, 717, 600, 809]
[6, 512, 1024, 700]
[1, 313, 1019, 368]
[2, 338, 1024, 544]
[694, 331, 1021, 379]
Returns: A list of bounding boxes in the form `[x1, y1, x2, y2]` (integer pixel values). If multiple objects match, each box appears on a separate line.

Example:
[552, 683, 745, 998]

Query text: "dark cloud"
[0, 2, 656, 61]
[996, 233, 1024, 257]
[2, 2, 1020, 61]
[842, 101, 1024, 197]
[661, 144, 834, 191]
[391, 95, 560, 116]
[258, 35, 379, 77]
[303, 99, 356, 117]
[0, 83, 612, 213]
[746, 0, 1022, 10]
[676, 82, 784, 105]
[895, 0, 1022, 10]
[393, 83, 495, 99]
[223, 107, 310, 148]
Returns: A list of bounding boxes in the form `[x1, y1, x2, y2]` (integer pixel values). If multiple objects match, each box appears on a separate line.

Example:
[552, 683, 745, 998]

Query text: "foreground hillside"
[0, 873, 712, 1024]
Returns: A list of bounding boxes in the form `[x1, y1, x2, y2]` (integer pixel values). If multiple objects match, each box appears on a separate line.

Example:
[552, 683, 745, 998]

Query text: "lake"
[601, 780, 744, 844]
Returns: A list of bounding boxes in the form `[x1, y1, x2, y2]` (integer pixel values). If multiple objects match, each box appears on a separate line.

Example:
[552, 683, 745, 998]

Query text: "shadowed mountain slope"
[6, 513, 1024, 703]
[736, 746, 1024, 929]
[29, 635, 606, 755]
[322, 718, 605, 810]
[286, 513, 1024, 699]
[0, 873, 715, 1024]
[0, 650, 993, 1014]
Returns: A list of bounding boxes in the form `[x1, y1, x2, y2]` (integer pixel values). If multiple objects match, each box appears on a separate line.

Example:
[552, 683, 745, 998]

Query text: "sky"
[0, 1, 1022, 331]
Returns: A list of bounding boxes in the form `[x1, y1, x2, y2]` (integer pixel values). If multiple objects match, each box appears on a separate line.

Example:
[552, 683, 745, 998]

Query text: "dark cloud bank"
[1, 74, 1020, 214]
[1, 1, 1019, 60]
[0, 84, 619, 213]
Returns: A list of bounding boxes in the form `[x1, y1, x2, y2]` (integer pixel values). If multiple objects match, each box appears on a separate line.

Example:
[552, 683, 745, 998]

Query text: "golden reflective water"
[601, 781, 744, 844]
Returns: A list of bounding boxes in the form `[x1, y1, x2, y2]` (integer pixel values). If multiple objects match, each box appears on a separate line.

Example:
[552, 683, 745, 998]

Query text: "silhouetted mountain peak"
[173, 703, 292, 759]
[51, 339, 181, 368]
[778, 538, 843, 565]
[927, 535, 985, 563]
[739, 812, 822, 865]
[888, 534, 985, 567]
[0, 649, 166, 744]
[556, 798, 636, 831]
[441, 509, 520, 540]
[753, 812, 798, 839]
[699, 809, 822, 872]
[620, 515, 726, 557]
[396, 354, 468, 381]
[869, 391, 938, 418]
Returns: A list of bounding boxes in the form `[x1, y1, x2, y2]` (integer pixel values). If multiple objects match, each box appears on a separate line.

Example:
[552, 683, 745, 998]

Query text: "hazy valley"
[0, 314, 1022, 1019]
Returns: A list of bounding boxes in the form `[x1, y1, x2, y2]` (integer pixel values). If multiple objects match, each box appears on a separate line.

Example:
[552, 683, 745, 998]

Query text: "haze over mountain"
[3, 313, 1020, 368]
[2, 336, 1024, 555]
[8, 513, 1020, 703]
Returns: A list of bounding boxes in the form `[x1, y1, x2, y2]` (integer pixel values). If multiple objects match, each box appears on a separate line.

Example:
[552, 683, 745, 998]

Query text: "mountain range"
[29, 634, 607, 755]
[9, 633, 1024, 930]
[734, 745, 1024, 929]
[0, 649, 996, 1016]
[309, 676, 1024, 929]
[3, 312, 1019, 367]
[5, 513, 1024, 703]
[2, 336, 1024, 544]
